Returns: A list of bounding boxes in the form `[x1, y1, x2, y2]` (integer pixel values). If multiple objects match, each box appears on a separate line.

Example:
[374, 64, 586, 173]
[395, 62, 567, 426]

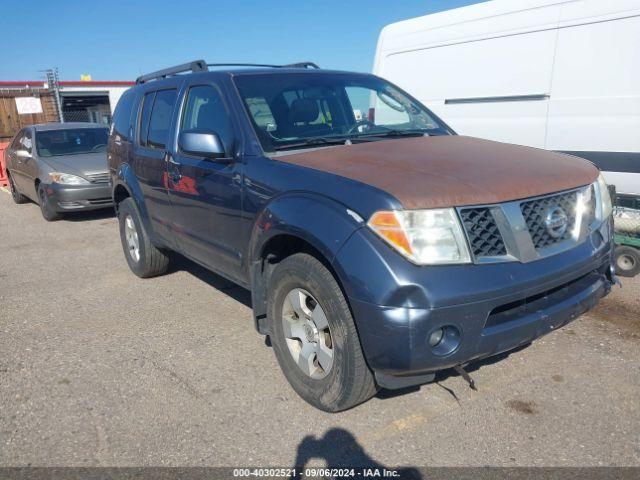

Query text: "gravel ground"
[0, 189, 638, 468]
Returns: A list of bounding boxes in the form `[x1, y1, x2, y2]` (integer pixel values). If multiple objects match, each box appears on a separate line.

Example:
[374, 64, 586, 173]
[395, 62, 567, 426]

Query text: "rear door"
[166, 81, 244, 281]
[133, 86, 179, 242]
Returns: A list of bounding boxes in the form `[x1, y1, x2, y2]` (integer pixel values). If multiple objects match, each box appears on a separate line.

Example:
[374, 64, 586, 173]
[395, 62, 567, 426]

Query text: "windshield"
[36, 128, 109, 157]
[234, 73, 452, 152]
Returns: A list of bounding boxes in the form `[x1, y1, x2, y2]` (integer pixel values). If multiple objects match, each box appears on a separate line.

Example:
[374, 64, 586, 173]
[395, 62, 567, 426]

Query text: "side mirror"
[15, 149, 31, 159]
[178, 130, 227, 160]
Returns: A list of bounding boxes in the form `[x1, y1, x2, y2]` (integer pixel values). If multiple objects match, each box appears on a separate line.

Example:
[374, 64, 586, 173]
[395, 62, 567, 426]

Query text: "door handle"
[165, 153, 182, 182]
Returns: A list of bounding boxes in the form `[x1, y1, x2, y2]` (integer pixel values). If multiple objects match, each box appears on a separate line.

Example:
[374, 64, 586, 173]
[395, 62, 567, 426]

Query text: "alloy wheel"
[124, 214, 141, 263]
[281, 288, 334, 379]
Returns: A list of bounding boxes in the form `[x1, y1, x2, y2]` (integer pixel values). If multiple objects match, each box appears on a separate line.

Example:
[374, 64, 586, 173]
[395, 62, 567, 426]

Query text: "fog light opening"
[427, 325, 461, 356]
[428, 328, 444, 347]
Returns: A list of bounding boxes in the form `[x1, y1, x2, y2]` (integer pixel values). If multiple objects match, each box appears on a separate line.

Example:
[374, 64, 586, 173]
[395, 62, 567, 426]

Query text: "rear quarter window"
[111, 90, 136, 140]
[139, 89, 177, 149]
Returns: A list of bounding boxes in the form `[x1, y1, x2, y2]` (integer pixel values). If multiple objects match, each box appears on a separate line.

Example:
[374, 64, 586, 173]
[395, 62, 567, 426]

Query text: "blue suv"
[108, 60, 615, 411]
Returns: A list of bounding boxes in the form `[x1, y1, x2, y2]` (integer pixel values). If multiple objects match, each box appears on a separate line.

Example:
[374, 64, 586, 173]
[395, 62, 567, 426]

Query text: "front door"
[166, 83, 244, 282]
[9, 129, 33, 195]
[132, 87, 179, 243]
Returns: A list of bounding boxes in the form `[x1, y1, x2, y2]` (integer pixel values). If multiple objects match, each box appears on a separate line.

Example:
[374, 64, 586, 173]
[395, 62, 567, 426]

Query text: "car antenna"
[453, 364, 477, 391]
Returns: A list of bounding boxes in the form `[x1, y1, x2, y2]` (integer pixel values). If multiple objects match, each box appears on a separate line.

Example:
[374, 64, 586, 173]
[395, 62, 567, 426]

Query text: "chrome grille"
[520, 191, 577, 249]
[459, 208, 506, 257]
[86, 172, 110, 184]
[457, 185, 601, 264]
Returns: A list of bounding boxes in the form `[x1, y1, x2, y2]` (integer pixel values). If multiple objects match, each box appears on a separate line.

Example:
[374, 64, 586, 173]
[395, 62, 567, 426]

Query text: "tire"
[267, 253, 377, 412]
[614, 245, 640, 277]
[8, 174, 28, 204]
[118, 197, 170, 278]
[37, 183, 62, 221]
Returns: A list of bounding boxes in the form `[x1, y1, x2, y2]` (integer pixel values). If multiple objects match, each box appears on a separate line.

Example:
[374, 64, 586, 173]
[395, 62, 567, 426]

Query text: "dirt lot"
[0, 190, 639, 468]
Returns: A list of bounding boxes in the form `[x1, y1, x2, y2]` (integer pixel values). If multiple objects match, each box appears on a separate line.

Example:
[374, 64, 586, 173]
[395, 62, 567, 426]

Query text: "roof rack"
[136, 60, 207, 84]
[136, 59, 321, 83]
[281, 62, 320, 69]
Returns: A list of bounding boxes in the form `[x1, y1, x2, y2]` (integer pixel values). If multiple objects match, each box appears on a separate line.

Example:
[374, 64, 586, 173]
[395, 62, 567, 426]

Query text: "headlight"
[368, 208, 471, 265]
[49, 172, 91, 185]
[593, 173, 613, 220]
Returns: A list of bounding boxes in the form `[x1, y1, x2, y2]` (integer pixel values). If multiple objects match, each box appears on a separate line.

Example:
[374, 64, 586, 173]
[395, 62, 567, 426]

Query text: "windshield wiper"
[354, 129, 430, 139]
[273, 137, 350, 151]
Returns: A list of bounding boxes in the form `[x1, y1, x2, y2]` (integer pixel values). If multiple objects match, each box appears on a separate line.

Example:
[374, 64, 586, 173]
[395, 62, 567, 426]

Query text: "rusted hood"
[275, 136, 599, 209]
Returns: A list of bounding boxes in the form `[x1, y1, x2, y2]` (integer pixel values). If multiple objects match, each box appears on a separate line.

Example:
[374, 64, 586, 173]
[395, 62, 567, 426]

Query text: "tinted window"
[146, 89, 177, 149]
[36, 128, 109, 157]
[139, 92, 155, 147]
[112, 90, 135, 139]
[181, 85, 233, 152]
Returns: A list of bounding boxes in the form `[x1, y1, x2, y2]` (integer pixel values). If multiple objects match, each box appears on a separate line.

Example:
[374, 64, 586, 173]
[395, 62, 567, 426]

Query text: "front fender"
[248, 192, 364, 329]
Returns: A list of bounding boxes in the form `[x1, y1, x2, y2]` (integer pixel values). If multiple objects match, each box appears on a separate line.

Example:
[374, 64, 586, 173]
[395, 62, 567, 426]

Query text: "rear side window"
[111, 90, 135, 140]
[147, 89, 177, 149]
[181, 85, 233, 152]
[139, 89, 177, 149]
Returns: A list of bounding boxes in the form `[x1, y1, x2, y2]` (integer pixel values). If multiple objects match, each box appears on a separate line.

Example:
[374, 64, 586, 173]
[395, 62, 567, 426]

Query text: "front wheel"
[117, 198, 170, 278]
[8, 174, 28, 204]
[37, 184, 62, 221]
[267, 253, 378, 412]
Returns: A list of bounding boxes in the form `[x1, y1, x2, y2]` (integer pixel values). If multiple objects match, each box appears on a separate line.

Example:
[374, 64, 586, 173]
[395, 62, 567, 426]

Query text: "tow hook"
[609, 264, 622, 288]
[453, 364, 477, 391]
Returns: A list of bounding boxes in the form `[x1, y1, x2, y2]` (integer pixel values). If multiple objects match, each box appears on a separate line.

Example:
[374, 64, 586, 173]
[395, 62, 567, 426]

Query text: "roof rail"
[136, 60, 208, 84]
[281, 62, 320, 69]
[207, 63, 282, 69]
[207, 62, 320, 70]
[136, 60, 321, 84]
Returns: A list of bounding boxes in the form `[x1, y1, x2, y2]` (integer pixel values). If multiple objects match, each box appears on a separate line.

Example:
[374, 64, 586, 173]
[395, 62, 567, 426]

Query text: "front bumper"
[45, 182, 113, 212]
[333, 221, 615, 389]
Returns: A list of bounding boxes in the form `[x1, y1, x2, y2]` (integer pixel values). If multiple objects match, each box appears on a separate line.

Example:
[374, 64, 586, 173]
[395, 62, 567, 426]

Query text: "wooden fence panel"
[0, 90, 59, 141]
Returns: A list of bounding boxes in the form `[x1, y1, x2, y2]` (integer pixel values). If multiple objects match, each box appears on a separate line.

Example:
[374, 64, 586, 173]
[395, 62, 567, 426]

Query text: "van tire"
[614, 246, 640, 277]
[118, 197, 170, 278]
[267, 253, 378, 412]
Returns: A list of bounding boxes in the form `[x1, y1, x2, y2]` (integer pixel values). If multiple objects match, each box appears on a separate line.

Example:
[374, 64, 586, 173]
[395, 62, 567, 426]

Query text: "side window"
[10, 130, 25, 150]
[21, 131, 33, 153]
[181, 85, 233, 152]
[112, 90, 135, 140]
[138, 92, 155, 147]
[140, 89, 177, 149]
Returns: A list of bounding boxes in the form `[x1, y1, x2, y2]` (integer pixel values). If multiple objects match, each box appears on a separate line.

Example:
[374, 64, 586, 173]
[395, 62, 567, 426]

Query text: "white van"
[373, 0, 640, 199]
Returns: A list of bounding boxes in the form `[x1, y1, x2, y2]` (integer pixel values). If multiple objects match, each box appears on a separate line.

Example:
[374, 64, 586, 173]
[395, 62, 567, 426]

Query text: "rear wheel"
[37, 184, 62, 221]
[118, 198, 170, 278]
[8, 174, 28, 204]
[615, 246, 640, 277]
[267, 253, 377, 412]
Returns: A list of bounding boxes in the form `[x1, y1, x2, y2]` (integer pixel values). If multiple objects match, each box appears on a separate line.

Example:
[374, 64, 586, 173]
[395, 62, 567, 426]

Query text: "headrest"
[289, 98, 319, 124]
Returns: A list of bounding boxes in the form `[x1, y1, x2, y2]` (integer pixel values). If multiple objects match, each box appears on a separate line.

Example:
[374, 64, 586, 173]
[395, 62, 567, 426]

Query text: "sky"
[0, 0, 485, 81]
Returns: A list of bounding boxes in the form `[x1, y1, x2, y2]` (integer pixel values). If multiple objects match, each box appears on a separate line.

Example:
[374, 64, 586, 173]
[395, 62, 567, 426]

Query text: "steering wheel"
[346, 119, 377, 135]
[91, 144, 107, 152]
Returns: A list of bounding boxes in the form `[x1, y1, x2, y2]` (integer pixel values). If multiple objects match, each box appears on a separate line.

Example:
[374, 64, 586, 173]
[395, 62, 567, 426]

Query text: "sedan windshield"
[36, 128, 109, 157]
[234, 73, 452, 152]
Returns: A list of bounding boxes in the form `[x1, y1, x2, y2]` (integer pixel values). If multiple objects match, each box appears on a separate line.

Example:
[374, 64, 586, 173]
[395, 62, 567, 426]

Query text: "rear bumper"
[334, 221, 615, 388]
[46, 182, 113, 211]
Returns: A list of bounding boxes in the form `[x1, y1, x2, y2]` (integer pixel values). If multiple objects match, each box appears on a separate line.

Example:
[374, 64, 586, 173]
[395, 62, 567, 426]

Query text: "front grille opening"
[521, 190, 578, 249]
[459, 207, 507, 258]
[484, 271, 595, 330]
